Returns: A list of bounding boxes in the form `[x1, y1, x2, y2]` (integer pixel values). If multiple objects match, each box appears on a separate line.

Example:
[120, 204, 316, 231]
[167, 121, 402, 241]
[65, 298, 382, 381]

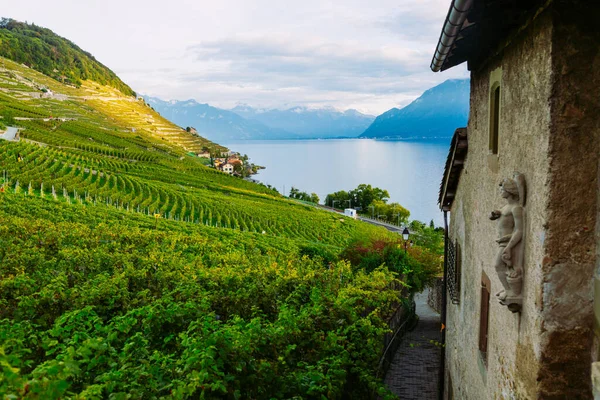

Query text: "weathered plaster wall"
[537, 1, 600, 397]
[445, 10, 554, 399]
[428, 277, 443, 313]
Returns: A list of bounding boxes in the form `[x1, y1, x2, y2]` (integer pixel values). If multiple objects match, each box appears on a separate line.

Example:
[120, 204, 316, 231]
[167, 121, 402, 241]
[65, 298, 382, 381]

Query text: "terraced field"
[0, 46, 419, 399]
[1, 139, 387, 246]
[0, 57, 218, 154]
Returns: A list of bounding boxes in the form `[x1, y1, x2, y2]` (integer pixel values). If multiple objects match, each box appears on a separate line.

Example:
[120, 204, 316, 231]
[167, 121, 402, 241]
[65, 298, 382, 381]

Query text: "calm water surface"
[222, 139, 450, 226]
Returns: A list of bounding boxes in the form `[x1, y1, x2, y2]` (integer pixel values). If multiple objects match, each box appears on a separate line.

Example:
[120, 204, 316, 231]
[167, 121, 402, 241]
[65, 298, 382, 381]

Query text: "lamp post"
[345, 199, 352, 209]
[332, 200, 340, 209]
[402, 227, 410, 254]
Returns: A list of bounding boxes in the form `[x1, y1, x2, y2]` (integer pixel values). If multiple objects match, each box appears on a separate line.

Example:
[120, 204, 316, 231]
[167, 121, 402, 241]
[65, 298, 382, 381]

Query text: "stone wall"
[427, 277, 443, 313]
[537, 1, 600, 396]
[445, 9, 554, 399]
[445, 2, 600, 398]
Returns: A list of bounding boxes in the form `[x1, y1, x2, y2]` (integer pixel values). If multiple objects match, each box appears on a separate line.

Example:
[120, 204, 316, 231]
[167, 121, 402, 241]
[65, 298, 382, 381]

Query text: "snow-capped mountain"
[230, 105, 375, 139]
[144, 97, 292, 141]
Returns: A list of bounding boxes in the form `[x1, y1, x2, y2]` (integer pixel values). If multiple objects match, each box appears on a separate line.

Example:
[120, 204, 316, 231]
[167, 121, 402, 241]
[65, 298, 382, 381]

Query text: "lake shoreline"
[221, 138, 449, 226]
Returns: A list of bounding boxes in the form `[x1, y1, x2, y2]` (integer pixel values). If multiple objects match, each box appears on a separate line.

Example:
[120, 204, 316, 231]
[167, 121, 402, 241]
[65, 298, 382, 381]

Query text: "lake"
[221, 138, 450, 226]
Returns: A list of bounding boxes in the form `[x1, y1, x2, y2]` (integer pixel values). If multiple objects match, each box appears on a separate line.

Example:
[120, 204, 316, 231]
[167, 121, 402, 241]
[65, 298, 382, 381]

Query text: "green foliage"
[0, 19, 135, 96]
[340, 236, 440, 292]
[409, 220, 445, 257]
[289, 186, 319, 204]
[370, 200, 410, 224]
[298, 243, 338, 266]
[325, 190, 351, 208]
[0, 48, 424, 398]
[1, 108, 14, 126]
[325, 184, 390, 211]
[349, 184, 390, 212]
[0, 193, 400, 399]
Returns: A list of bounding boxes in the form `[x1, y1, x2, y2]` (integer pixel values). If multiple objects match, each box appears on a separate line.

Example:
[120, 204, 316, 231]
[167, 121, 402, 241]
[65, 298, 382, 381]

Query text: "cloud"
[177, 36, 438, 100]
[9, 0, 466, 115]
[189, 36, 425, 79]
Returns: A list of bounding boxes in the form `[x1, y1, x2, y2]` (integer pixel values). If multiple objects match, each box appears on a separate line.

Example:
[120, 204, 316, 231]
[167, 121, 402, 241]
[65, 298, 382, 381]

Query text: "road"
[0, 127, 19, 141]
[314, 203, 404, 233]
[357, 216, 404, 233]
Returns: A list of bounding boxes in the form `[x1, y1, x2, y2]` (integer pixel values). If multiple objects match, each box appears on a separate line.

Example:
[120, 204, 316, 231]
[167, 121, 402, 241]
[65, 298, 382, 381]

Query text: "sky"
[4, 0, 468, 115]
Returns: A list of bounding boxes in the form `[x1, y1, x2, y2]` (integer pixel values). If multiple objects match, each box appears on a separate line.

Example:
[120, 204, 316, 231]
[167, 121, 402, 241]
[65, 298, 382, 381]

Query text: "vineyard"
[0, 140, 389, 247]
[0, 42, 433, 399]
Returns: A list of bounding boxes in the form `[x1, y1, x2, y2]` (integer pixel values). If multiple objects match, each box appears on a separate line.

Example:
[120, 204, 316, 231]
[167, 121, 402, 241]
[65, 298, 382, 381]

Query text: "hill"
[360, 79, 469, 139]
[0, 18, 134, 96]
[232, 104, 375, 139]
[145, 96, 293, 141]
[0, 20, 442, 398]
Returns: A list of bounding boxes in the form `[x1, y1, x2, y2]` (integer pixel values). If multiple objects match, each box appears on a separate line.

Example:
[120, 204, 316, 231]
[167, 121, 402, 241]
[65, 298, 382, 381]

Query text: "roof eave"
[430, 0, 474, 72]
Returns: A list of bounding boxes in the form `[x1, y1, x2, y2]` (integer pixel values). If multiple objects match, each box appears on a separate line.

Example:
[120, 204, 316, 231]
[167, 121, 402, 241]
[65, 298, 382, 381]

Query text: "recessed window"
[447, 239, 461, 304]
[479, 272, 491, 365]
[489, 84, 500, 154]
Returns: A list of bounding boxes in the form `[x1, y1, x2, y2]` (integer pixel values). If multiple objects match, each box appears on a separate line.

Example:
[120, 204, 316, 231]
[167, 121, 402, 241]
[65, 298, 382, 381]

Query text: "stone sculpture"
[489, 173, 526, 313]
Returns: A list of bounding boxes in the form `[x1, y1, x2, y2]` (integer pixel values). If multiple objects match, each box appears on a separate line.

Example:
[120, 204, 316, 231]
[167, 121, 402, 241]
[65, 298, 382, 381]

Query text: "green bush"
[0, 198, 401, 398]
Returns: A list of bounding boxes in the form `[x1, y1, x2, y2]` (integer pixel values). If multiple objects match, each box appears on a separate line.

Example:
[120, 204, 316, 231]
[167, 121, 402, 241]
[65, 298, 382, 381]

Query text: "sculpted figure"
[489, 173, 526, 312]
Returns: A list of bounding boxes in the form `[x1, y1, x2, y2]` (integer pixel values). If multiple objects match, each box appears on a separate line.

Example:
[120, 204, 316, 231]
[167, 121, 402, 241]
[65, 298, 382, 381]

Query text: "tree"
[348, 184, 390, 211]
[310, 193, 319, 204]
[371, 200, 409, 224]
[324, 190, 350, 208]
[409, 220, 444, 256]
[289, 187, 318, 203]
[232, 162, 244, 176]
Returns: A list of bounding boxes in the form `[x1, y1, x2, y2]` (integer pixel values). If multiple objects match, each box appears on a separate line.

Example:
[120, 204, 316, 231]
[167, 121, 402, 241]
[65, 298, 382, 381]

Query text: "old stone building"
[434, 0, 599, 398]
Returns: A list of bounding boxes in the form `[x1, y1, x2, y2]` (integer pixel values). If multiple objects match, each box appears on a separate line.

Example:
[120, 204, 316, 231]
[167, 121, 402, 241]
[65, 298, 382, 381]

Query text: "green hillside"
[0, 22, 439, 399]
[0, 18, 134, 96]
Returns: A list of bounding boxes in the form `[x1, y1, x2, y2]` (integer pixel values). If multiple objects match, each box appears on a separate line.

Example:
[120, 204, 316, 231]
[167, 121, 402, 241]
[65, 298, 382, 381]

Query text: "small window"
[489, 84, 500, 154]
[447, 239, 461, 304]
[479, 272, 491, 364]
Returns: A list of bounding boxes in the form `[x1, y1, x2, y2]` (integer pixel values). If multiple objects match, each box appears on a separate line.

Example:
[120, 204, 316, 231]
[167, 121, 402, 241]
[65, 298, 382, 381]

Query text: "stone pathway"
[384, 289, 442, 399]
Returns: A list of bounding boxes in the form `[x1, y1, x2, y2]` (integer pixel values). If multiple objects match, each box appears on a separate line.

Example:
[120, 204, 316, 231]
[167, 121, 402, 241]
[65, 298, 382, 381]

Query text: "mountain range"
[147, 79, 469, 141]
[145, 98, 376, 141]
[231, 105, 375, 139]
[144, 97, 290, 141]
[360, 79, 470, 139]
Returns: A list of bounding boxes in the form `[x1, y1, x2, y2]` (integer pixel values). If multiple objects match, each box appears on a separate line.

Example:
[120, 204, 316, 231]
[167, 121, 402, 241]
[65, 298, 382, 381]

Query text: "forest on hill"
[0, 18, 135, 96]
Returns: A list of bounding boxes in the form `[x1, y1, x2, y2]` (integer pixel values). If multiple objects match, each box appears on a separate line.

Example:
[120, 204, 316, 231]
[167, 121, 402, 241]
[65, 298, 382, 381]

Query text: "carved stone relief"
[489, 172, 526, 313]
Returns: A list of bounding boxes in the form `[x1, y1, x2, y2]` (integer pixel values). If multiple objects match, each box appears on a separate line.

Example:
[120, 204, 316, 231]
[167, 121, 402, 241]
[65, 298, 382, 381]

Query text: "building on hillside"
[197, 152, 211, 158]
[344, 208, 357, 219]
[434, 1, 599, 398]
[220, 163, 234, 175]
[229, 159, 242, 167]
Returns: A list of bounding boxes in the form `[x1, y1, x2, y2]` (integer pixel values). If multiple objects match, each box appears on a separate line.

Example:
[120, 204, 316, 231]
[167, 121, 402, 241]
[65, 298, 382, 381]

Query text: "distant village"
[182, 126, 263, 178]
